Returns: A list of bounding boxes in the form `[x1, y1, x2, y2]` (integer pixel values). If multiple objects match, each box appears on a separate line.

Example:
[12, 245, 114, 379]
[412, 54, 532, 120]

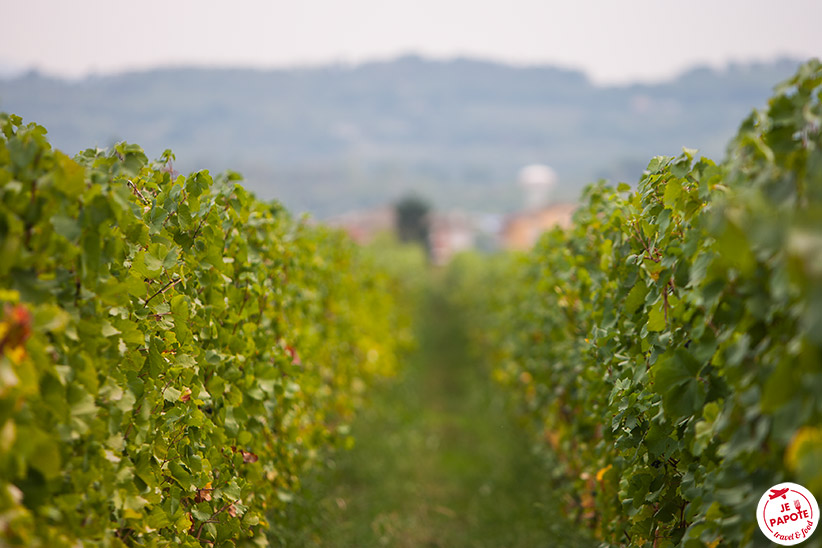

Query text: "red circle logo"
[757, 482, 819, 545]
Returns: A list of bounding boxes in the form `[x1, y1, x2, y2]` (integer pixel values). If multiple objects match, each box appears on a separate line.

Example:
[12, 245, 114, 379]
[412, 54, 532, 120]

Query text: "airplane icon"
[769, 488, 790, 500]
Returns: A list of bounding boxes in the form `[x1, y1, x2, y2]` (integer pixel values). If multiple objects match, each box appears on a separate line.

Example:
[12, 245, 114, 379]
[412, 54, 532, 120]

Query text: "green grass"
[274, 287, 594, 547]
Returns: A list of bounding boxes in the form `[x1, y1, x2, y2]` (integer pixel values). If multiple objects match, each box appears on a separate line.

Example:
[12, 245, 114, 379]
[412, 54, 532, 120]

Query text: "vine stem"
[127, 180, 150, 205]
[143, 277, 182, 308]
[630, 220, 660, 263]
[195, 500, 237, 540]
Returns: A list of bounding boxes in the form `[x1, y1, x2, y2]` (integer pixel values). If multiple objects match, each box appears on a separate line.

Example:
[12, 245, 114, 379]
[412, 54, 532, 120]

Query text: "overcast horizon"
[2, 0, 820, 85]
[0, 51, 811, 88]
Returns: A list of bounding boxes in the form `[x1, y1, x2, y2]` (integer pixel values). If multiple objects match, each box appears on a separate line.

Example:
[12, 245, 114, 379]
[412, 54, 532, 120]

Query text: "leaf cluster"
[464, 59, 822, 547]
[0, 116, 409, 547]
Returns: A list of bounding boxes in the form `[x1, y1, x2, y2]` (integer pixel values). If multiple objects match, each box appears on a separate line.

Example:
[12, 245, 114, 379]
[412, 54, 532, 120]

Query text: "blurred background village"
[0, 55, 808, 267]
[1, 1, 819, 265]
[326, 162, 575, 264]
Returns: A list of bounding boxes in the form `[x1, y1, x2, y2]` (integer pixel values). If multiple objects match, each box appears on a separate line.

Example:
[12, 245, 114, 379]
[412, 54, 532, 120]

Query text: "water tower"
[518, 164, 557, 210]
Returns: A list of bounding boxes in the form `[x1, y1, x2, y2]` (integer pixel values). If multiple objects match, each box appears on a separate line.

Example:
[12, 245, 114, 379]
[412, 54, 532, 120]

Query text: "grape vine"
[0, 116, 409, 547]
[450, 59, 822, 547]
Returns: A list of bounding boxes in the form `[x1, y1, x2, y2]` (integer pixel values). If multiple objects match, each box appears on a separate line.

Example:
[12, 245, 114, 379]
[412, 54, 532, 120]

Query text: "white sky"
[2, 0, 821, 84]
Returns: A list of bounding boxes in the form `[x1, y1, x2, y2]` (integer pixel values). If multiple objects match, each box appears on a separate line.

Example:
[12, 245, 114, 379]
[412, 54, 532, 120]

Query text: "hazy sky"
[3, 0, 820, 84]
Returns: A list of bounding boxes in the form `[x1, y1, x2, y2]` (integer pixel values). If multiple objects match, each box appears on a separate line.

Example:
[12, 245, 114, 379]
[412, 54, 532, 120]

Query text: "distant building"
[518, 164, 558, 210]
[500, 203, 576, 250]
[327, 206, 477, 265]
[498, 163, 575, 250]
[325, 206, 395, 244]
[325, 161, 575, 256]
[428, 211, 475, 265]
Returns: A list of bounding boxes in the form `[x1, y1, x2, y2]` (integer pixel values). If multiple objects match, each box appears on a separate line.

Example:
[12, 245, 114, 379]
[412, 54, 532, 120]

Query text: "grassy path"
[283, 289, 593, 547]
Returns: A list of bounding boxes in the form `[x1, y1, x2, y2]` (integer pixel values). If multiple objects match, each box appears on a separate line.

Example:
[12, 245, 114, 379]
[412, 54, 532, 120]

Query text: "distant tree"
[395, 195, 430, 253]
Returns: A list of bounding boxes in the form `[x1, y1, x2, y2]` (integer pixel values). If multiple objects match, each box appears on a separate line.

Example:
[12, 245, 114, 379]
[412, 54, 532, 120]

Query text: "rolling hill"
[0, 55, 803, 216]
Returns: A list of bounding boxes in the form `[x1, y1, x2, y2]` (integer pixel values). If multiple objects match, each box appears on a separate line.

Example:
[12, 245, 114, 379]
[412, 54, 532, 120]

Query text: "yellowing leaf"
[624, 283, 648, 314]
[54, 150, 85, 197]
[174, 513, 192, 533]
[647, 300, 666, 332]
[663, 179, 682, 208]
[786, 426, 822, 471]
[29, 438, 62, 480]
